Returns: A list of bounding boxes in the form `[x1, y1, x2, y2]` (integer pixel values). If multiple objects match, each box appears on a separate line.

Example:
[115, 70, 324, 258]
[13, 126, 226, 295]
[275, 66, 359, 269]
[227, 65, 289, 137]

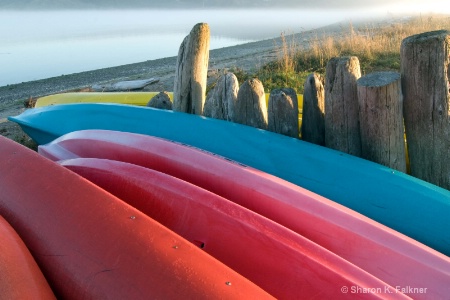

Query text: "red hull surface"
[0, 136, 273, 300]
[58, 157, 405, 299]
[0, 215, 56, 299]
[39, 129, 450, 299]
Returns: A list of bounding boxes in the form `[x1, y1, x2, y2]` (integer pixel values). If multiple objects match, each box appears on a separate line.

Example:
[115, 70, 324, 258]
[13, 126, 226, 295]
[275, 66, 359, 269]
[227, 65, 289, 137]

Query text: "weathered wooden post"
[267, 88, 299, 138]
[301, 73, 325, 145]
[173, 23, 210, 115]
[146, 92, 173, 110]
[234, 78, 268, 130]
[357, 72, 406, 172]
[203, 72, 239, 121]
[325, 56, 362, 157]
[401, 30, 450, 189]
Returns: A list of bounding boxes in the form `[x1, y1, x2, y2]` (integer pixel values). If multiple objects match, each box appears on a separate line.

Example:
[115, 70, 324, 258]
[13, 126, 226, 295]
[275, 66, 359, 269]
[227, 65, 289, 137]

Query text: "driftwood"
[325, 56, 362, 157]
[301, 73, 325, 145]
[173, 23, 210, 115]
[147, 92, 173, 110]
[234, 78, 268, 130]
[203, 72, 239, 121]
[401, 30, 450, 188]
[91, 78, 159, 92]
[267, 88, 299, 138]
[357, 72, 406, 172]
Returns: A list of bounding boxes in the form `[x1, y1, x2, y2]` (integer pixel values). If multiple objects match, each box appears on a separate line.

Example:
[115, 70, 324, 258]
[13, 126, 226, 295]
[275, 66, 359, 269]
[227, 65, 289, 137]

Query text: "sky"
[261, 0, 450, 15]
[379, 0, 450, 14]
[271, 0, 450, 14]
[276, 0, 441, 12]
[1, 0, 450, 14]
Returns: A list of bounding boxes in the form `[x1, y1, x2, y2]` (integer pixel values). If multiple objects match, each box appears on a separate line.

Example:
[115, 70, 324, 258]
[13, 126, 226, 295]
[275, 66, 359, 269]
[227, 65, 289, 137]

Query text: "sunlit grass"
[241, 14, 450, 94]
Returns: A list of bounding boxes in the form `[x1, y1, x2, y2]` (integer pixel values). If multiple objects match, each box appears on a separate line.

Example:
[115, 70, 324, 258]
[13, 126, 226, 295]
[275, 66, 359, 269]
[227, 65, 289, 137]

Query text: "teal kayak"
[8, 103, 450, 256]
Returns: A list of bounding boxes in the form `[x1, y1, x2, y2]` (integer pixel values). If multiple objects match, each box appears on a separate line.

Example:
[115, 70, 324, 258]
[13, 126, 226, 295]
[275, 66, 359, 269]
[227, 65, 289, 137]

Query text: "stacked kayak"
[0, 136, 273, 299]
[34, 91, 303, 111]
[2, 133, 416, 299]
[0, 215, 55, 299]
[40, 129, 450, 299]
[34, 92, 171, 107]
[55, 157, 405, 299]
[8, 103, 450, 257]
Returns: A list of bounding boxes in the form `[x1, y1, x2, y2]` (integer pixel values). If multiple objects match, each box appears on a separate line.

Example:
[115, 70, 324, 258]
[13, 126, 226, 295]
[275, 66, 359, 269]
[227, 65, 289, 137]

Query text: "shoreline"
[0, 36, 280, 105]
[0, 15, 402, 104]
[0, 16, 408, 145]
[0, 33, 283, 146]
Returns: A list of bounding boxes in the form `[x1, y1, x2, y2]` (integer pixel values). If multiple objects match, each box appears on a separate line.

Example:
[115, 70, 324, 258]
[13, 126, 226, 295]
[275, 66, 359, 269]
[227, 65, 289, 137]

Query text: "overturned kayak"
[8, 103, 450, 256]
[41, 129, 450, 299]
[0, 136, 273, 299]
[58, 157, 404, 299]
[0, 215, 55, 299]
[34, 92, 169, 107]
[34, 92, 303, 112]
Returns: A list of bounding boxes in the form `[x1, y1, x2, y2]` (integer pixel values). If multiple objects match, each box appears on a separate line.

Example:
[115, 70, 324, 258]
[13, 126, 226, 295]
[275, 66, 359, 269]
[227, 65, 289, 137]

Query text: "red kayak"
[0, 215, 55, 299]
[39, 129, 450, 299]
[58, 157, 404, 299]
[0, 136, 273, 300]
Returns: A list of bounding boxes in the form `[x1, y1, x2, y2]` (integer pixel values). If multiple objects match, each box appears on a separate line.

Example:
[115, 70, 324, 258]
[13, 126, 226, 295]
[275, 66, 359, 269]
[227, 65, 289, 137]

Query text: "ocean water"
[0, 9, 392, 86]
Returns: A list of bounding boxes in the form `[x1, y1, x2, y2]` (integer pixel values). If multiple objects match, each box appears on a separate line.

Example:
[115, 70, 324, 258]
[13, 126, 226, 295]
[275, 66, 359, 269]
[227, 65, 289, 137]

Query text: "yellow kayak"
[34, 92, 170, 108]
[35, 92, 303, 112]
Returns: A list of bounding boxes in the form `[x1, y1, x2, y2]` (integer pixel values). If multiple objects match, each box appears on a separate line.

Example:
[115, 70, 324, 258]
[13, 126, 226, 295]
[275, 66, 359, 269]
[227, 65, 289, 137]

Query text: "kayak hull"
[8, 103, 450, 256]
[40, 129, 450, 299]
[0, 136, 273, 299]
[58, 157, 404, 299]
[34, 92, 303, 111]
[34, 92, 169, 107]
[0, 215, 55, 300]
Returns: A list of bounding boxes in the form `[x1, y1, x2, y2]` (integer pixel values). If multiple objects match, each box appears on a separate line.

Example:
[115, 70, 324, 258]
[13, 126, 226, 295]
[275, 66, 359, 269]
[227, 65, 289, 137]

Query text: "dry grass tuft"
[244, 14, 450, 93]
[300, 14, 450, 72]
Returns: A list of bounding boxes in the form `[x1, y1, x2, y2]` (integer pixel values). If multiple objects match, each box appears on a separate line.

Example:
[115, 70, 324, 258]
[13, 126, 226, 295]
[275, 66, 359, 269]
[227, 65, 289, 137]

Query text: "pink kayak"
[39, 129, 450, 299]
[59, 157, 405, 299]
[0, 136, 273, 300]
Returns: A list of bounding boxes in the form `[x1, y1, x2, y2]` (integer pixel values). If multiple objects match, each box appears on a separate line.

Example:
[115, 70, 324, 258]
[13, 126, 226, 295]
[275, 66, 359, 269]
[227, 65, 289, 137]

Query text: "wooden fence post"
[325, 56, 362, 157]
[147, 92, 173, 110]
[267, 88, 299, 138]
[401, 30, 450, 189]
[357, 72, 406, 172]
[302, 73, 325, 145]
[234, 78, 268, 130]
[173, 23, 210, 115]
[203, 72, 239, 121]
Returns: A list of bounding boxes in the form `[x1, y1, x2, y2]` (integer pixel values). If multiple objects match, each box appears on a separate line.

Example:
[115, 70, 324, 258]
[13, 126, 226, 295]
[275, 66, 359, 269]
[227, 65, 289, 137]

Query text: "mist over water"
[1, 8, 394, 86]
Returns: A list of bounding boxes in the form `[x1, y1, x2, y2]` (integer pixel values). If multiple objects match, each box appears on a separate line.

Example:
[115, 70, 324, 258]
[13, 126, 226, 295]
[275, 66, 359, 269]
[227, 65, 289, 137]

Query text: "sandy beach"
[0, 17, 405, 147]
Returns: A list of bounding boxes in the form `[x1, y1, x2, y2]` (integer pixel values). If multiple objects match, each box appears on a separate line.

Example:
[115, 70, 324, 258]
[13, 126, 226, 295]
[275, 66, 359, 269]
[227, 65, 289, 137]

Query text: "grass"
[238, 14, 450, 94]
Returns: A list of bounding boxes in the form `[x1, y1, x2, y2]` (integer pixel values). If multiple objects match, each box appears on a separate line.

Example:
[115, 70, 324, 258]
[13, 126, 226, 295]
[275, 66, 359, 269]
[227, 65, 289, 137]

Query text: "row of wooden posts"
[148, 23, 450, 191]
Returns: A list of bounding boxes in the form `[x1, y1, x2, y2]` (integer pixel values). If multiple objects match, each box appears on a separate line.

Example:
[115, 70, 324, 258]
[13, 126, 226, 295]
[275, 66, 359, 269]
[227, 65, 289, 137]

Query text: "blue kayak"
[9, 103, 450, 256]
